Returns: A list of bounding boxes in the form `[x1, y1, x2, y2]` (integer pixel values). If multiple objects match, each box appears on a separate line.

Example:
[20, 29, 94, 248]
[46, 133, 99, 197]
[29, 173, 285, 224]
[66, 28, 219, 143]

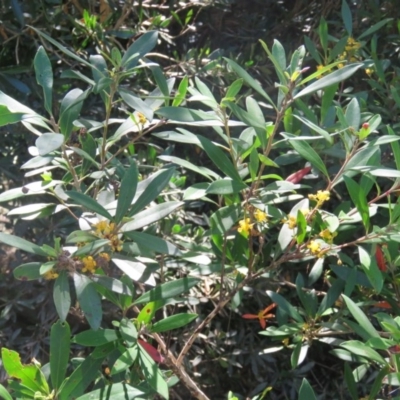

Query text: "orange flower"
[242, 303, 277, 329]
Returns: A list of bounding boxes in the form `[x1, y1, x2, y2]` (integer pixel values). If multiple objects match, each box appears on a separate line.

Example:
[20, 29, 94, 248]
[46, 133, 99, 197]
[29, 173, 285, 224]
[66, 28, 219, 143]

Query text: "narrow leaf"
[66, 191, 113, 221]
[50, 320, 71, 390]
[115, 162, 138, 223]
[134, 277, 200, 305]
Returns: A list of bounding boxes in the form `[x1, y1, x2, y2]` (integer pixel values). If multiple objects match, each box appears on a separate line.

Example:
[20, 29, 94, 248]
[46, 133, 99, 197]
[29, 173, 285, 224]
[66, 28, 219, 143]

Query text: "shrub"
[1, 2, 400, 400]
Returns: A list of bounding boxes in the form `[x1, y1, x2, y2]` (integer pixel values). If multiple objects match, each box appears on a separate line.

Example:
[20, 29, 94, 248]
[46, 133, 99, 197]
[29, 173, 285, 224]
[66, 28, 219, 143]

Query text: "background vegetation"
[1, 0, 400, 399]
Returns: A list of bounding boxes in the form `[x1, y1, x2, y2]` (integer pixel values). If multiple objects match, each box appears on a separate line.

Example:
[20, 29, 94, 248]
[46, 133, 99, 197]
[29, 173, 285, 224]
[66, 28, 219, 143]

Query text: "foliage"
[1, 1, 400, 399]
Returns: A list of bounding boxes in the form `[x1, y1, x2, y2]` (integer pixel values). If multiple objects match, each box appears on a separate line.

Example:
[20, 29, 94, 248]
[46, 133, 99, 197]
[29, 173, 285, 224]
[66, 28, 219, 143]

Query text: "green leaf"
[80, 132, 98, 174]
[158, 155, 218, 180]
[30, 26, 94, 70]
[137, 301, 158, 325]
[58, 356, 103, 400]
[298, 378, 317, 400]
[134, 277, 200, 305]
[344, 362, 358, 400]
[266, 291, 303, 323]
[358, 246, 383, 293]
[66, 191, 113, 220]
[59, 89, 88, 138]
[128, 168, 175, 217]
[121, 31, 158, 70]
[197, 134, 242, 182]
[342, 294, 380, 339]
[224, 58, 276, 109]
[119, 89, 154, 120]
[120, 317, 138, 346]
[291, 341, 309, 368]
[0, 383, 13, 400]
[296, 210, 307, 244]
[50, 320, 70, 391]
[35, 133, 64, 156]
[122, 201, 184, 232]
[73, 329, 118, 346]
[73, 273, 102, 330]
[293, 114, 332, 143]
[318, 18, 328, 53]
[138, 346, 169, 399]
[340, 340, 386, 365]
[205, 179, 246, 195]
[172, 76, 189, 107]
[341, 0, 353, 35]
[358, 18, 392, 40]
[151, 313, 197, 333]
[115, 162, 138, 224]
[249, 147, 259, 181]
[345, 98, 360, 131]
[343, 176, 370, 231]
[73, 239, 110, 257]
[75, 382, 145, 400]
[53, 271, 71, 322]
[0, 105, 25, 126]
[388, 125, 400, 171]
[224, 78, 243, 100]
[1, 348, 49, 394]
[295, 64, 363, 99]
[316, 279, 344, 317]
[0, 233, 48, 256]
[110, 347, 138, 377]
[91, 275, 132, 295]
[124, 231, 182, 257]
[13, 262, 42, 280]
[282, 133, 329, 178]
[34, 46, 53, 117]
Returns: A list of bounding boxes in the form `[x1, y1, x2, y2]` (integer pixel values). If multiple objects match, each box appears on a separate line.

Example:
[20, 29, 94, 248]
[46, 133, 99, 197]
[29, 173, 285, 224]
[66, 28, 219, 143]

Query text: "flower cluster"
[307, 240, 325, 258]
[238, 218, 253, 235]
[136, 112, 147, 126]
[337, 37, 362, 69]
[282, 209, 309, 229]
[319, 228, 337, 244]
[93, 220, 123, 252]
[345, 37, 361, 52]
[308, 190, 330, 208]
[254, 209, 268, 223]
[237, 208, 268, 236]
[44, 269, 59, 280]
[82, 256, 97, 274]
[81, 253, 111, 275]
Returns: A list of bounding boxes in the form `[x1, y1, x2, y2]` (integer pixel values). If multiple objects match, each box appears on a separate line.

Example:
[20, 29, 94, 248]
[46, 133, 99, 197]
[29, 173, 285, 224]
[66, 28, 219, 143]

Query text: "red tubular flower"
[285, 166, 312, 184]
[242, 303, 277, 329]
[375, 245, 387, 272]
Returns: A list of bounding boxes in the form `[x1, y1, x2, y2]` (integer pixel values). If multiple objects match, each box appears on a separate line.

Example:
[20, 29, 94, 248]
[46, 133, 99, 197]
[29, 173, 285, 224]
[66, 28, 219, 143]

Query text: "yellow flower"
[110, 237, 123, 252]
[365, 68, 373, 76]
[94, 220, 109, 236]
[309, 190, 330, 207]
[44, 269, 59, 280]
[99, 252, 111, 262]
[283, 214, 297, 229]
[345, 37, 361, 52]
[319, 229, 337, 244]
[82, 256, 97, 274]
[137, 112, 147, 125]
[92, 220, 123, 252]
[316, 65, 325, 79]
[254, 209, 268, 223]
[238, 218, 253, 235]
[307, 240, 321, 256]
